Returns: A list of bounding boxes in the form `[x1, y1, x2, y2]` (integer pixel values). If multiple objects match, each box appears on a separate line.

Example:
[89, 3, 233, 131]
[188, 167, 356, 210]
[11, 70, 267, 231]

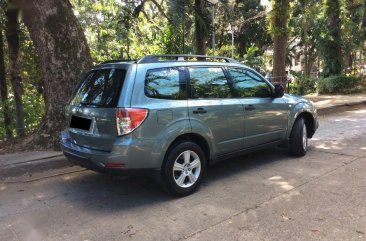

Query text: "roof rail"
[137, 54, 239, 64]
[100, 59, 135, 64]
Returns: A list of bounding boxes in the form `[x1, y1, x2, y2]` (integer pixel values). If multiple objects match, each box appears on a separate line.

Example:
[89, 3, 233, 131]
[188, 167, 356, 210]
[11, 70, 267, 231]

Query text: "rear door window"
[71, 68, 125, 107]
[145, 67, 186, 100]
[188, 67, 233, 99]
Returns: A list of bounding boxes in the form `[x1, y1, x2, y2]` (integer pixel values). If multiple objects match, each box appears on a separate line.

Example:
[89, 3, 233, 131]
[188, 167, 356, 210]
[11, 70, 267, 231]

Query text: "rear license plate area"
[70, 115, 92, 131]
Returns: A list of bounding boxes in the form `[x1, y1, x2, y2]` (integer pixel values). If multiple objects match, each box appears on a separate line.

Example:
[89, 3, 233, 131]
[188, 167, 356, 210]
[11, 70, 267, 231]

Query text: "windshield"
[70, 68, 126, 107]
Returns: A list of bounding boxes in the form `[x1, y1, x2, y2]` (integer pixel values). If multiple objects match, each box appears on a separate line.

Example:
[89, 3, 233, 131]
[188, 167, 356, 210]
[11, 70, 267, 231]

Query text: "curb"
[1, 101, 365, 180]
[0, 155, 73, 180]
[316, 101, 366, 115]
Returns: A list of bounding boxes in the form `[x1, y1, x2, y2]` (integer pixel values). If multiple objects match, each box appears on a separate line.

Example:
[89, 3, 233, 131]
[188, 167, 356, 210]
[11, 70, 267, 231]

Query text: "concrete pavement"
[306, 93, 366, 115]
[0, 93, 366, 179]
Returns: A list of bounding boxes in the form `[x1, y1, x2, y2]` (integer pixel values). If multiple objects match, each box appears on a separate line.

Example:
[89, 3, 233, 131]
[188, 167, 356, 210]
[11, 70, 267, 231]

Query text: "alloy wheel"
[303, 124, 308, 151]
[173, 150, 201, 188]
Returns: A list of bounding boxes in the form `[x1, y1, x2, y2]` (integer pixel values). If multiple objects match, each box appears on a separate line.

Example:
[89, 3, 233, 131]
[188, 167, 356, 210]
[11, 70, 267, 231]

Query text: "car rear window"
[71, 68, 126, 107]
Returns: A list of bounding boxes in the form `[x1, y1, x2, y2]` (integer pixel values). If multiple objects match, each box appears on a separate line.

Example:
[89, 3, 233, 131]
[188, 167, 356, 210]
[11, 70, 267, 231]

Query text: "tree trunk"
[323, 0, 343, 77]
[271, 0, 290, 83]
[6, 9, 25, 137]
[238, 31, 248, 58]
[272, 36, 287, 83]
[344, 53, 351, 73]
[304, 45, 317, 77]
[0, 27, 13, 139]
[195, 0, 206, 55]
[302, 0, 310, 77]
[11, 0, 92, 148]
[363, 0, 366, 40]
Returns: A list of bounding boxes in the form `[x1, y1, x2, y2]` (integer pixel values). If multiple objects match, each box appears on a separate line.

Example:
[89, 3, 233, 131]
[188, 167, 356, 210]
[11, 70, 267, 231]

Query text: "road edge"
[0, 155, 72, 180]
[316, 101, 366, 115]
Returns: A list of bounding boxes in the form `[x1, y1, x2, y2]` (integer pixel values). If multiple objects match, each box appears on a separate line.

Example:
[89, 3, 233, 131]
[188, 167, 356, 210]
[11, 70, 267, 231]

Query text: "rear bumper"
[60, 130, 161, 178]
[63, 150, 106, 172]
[63, 150, 159, 177]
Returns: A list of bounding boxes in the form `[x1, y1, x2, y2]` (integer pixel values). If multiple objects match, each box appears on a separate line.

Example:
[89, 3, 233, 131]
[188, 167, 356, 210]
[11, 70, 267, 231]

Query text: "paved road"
[1, 107, 366, 241]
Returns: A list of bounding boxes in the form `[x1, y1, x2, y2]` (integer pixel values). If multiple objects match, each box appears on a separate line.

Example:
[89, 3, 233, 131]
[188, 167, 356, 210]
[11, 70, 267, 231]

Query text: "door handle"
[245, 105, 255, 111]
[193, 108, 207, 114]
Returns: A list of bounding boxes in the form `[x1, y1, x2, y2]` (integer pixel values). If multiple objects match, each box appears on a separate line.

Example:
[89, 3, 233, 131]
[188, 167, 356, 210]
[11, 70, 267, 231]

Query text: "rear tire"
[289, 117, 308, 156]
[162, 141, 206, 196]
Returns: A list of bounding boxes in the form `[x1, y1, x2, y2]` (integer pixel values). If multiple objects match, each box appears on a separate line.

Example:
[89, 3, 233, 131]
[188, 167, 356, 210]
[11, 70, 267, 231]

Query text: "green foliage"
[19, 25, 45, 135]
[289, 0, 365, 78]
[212, 44, 237, 58]
[0, 82, 44, 139]
[342, 0, 364, 55]
[71, 0, 169, 62]
[22, 83, 45, 132]
[243, 45, 265, 70]
[290, 74, 317, 95]
[222, 0, 271, 57]
[0, 101, 11, 138]
[321, 0, 343, 77]
[71, 0, 272, 60]
[0, 21, 44, 140]
[19, 23, 43, 94]
[289, 0, 326, 76]
[317, 75, 362, 94]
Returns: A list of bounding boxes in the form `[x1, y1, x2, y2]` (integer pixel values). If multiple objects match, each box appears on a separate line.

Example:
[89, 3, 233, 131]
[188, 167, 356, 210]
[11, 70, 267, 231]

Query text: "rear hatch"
[66, 67, 126, 152]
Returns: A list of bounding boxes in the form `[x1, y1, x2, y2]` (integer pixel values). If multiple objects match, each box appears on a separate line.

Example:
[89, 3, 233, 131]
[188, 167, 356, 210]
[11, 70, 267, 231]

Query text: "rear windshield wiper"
[79, 101, 101, 107]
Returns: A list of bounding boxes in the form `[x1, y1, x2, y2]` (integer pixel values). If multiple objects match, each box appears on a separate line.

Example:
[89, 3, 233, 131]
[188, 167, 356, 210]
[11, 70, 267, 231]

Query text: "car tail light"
[116, 108, 148, 136]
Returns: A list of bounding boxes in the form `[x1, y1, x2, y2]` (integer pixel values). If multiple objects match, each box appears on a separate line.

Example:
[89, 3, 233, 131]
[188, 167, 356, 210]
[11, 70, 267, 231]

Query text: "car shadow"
[58, 146, 291, 213]
[205, 147, 290, 182]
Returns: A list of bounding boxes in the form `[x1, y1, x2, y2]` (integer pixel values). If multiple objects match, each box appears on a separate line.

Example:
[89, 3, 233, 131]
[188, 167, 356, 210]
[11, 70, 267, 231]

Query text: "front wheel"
[289, 117, 308, 156]
[162, 141, 206, 196]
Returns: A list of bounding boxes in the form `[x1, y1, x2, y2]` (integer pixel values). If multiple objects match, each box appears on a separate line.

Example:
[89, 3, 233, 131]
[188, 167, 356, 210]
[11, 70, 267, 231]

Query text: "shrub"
[317, 75, 362, 94]
[291, 76, 317, 95]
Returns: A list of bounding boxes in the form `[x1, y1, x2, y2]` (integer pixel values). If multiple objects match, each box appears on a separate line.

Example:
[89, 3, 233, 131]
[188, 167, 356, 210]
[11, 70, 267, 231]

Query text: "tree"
[0, 24, 12, 139]
[11, 0, 92, 148]
[71, 0, 169, 61]
[269, 0, 291, 83]
[165, 0, 209, 55]
[322, 0, 343, 77]
[6, 8, 25, 137]
[290, 0, 324, 77]
[234, 0, 271, 57]
[363, 0, 366, 36]
[342, 0, 364, 73]
[194, 0, 208, 55]
[166, 0, 188, 54]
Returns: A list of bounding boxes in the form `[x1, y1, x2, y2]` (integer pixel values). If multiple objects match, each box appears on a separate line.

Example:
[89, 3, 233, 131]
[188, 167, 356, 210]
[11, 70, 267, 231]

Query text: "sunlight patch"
[268, 176, 283, 181]
[267, 176, 295, 191]
[315, 144, 331, 150]
[353, 109, 366, 114]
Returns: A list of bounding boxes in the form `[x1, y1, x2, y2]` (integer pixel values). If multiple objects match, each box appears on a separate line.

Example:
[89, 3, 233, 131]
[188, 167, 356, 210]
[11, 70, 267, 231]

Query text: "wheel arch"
[162, 133, 211, 170]
[292, 111, 316, 138]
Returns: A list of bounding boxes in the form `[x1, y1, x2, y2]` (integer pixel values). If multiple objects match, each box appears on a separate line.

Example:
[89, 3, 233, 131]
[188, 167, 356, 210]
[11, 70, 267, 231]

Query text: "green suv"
[61, 54, 318, 196]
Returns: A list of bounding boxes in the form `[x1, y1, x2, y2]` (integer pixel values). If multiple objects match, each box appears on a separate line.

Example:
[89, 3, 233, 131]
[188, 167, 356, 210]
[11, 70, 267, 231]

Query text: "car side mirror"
[274, 84, 285, 98]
